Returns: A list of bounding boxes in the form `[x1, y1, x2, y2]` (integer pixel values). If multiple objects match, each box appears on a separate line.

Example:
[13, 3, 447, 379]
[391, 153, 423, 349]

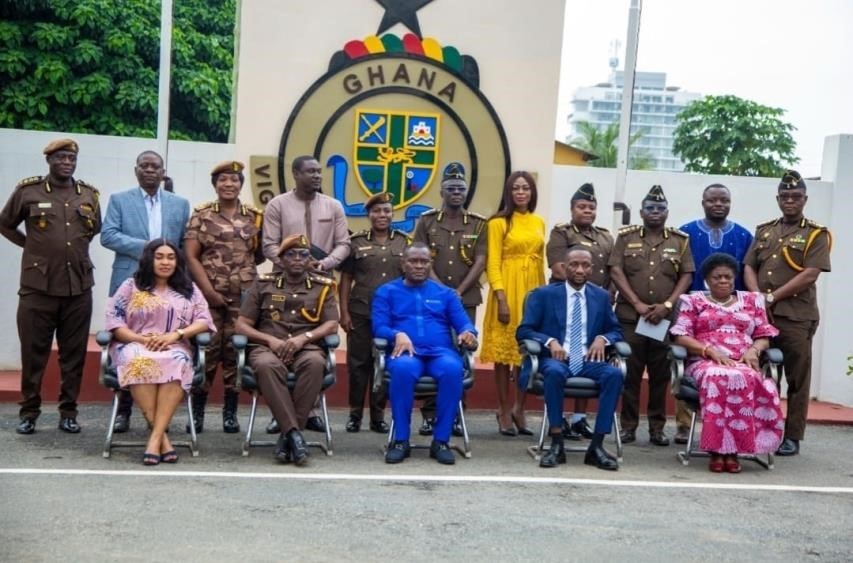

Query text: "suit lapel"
[583, 285, 598, 343]
[131, 188, 150, 239]
[555, 283, 568, 344]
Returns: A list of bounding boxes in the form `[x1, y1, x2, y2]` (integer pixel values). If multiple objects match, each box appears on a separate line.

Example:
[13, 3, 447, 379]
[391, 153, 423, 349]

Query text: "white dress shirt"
[141, 187, 162, 240]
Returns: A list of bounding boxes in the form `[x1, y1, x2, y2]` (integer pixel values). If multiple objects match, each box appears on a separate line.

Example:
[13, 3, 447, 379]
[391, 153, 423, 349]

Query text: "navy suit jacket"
[516, 282, 623, 386]
[100, 187, 190, 295]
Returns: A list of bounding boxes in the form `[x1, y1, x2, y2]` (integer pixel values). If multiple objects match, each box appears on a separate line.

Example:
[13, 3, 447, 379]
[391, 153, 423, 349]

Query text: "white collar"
[565, 282, 586, 298]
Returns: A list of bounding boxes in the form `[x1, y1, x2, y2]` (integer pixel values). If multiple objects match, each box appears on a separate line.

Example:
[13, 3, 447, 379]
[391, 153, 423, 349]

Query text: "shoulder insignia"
[667, 227, 689, 237]
[466, 211, 487, 221]
[553, 222, 571, 229]
[618, 225, 641, 235]
[244, 204, 263, 216]
[806, 219, 827, 230]
[16, 176, 43, 189]
[350, 229, 371, 239]
[392, 229, 413, 244]
[258, 273, 279, 282]
[194, 201, 216, 212]
[755, 218, 778, 229]
[594, 225, 610, 233]
[308, 272, 336, 286]
[76, 179, 98, 192]
[420, 208, 440, 216]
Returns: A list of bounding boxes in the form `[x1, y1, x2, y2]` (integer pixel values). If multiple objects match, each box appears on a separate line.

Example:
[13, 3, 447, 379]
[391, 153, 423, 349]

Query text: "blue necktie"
[569, 292, 584, 375]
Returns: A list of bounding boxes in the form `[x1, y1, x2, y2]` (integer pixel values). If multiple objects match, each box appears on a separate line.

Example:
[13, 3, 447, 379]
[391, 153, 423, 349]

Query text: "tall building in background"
[568, 66, 703, 171]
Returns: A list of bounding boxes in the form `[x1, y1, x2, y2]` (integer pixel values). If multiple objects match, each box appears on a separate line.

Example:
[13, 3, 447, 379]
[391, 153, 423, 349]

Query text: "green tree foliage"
[569, 121, 653, 170]
[0, 0, 235, 141]
[672, 95, 798, 177]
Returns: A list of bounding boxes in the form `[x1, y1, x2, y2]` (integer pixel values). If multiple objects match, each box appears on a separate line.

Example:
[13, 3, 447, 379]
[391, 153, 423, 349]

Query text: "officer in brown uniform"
[185, 160, 264, 434]
[744, 170, 832, 456]
[340, 192, 410, 434]
[235, 235, 339, 466]
[608, 185, 694, 446]
[0, 139, 101, 434]
[546, 182, 614, 441]
[412, 162, 487, 435]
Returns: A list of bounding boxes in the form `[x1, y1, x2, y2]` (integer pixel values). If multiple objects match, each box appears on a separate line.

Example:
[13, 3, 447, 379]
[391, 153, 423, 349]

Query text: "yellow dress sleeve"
[486, 217, 507, 291]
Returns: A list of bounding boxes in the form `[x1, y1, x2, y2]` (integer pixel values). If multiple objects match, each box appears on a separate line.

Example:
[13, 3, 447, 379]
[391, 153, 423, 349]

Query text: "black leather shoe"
[58, 417, 81, 433]
[305, 416, 326, 433]
[570, 419, 594, 439]
[776, 437, 800, 456]
[345, 416, 361, 433]
[385, 440, 411, 464]
[584, 445, 619, 471]
[113, 413, 130, 434]
[266, 418, 280, 434]
[222, 391, 240, 434]
[274, 433, 291, 464]
[674, 427, 689, 445]
[451, 416, 464, 437]
[186, 393, 206, 434]
[429, 440, 455, 465]
[620, 429, 636, 443]
[418, 417, 434, 436]
[649, 431, 670, 447]
[562, 417, 582, 441]
[16, 418, 36, 435]
[540, 436, 566, 468]
[287, 429, 309, 466]
[369, 420, 389, 434]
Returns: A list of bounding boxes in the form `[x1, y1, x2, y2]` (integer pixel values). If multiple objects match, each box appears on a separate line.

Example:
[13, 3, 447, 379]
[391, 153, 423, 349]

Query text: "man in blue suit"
[100, 150, 191, 431]
[517, 247, 623, 470]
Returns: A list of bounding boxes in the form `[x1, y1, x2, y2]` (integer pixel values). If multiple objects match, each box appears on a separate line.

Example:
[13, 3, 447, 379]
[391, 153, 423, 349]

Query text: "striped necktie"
[569, 292, 584, 375]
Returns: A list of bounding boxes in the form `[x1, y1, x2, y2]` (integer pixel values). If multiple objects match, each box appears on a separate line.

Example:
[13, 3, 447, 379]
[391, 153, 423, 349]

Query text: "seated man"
[372, 243, 477, 465]
[517, 248, 623, 471]
[234, 235, 339, 466]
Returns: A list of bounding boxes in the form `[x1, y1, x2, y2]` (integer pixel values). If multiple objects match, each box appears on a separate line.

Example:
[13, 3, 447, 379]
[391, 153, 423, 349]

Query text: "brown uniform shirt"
[743, 217, 832, 321]
[0, 176, 101, 296]
[608, 225, 695, 322]
[341, 229, 410, 317]
[546, 222, 614, 288]
[240, 273, 339, 341]
[412, 208, 487, 307]
[185, 200, 264, 297]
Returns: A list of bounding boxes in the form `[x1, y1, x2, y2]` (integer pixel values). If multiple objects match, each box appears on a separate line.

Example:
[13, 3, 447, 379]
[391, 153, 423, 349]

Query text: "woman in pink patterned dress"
[669, 253, 783, 473]
[106, 239, 215, 465]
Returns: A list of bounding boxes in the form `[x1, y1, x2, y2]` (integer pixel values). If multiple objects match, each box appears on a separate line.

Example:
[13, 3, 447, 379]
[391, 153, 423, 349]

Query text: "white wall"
[0, 128, 235, 368]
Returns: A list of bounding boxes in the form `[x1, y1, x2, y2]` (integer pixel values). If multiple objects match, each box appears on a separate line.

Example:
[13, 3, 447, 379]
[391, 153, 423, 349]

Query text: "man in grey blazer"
[100, 150, 191, 431]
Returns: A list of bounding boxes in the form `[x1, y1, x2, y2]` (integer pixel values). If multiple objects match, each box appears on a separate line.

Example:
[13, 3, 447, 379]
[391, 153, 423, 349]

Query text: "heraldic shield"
[353, 109, 440, 206]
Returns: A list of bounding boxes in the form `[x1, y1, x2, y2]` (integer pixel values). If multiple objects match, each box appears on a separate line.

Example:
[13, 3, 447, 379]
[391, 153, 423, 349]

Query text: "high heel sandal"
[708, 454, 724, 473]
[511, 413, 534, 436]
[724, 455, 742, 473]
[496, 413, 517, 436]
[142, 452, 161, 466]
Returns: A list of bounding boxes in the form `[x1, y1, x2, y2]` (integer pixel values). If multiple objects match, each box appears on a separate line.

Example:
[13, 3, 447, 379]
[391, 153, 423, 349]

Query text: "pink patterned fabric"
[670, 291, 783, 454]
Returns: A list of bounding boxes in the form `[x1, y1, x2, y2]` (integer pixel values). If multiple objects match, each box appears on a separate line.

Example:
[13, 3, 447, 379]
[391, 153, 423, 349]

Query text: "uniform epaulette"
[420, 208, 440, 217]
[258, 273, 279, 282]
[594, 225, 610, 233]
[76, 179, 98, 192]
[194, 201, 216, 212]
[16, 176, 43, 189]
[667, 227, 689, 237]
[618, 225, 641, 235]
[553, 222, 571, 229]
[755, 218, 778, 229]
[392, 229, 413, 243]
[466, 211, 487, 221]
[242, 204, 263, 216]
[349, 229, 371, 239]
[308, 272, 336, 286]
[806, 219, 827, 230]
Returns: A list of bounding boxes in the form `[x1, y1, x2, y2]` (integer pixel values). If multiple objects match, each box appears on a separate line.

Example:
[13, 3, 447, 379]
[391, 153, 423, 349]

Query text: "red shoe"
[724, 455, 742, 474]
[709, 454, 724, 473]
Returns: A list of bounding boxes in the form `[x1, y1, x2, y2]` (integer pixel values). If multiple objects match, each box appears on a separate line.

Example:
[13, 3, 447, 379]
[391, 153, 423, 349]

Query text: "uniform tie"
[569, 292, 584, 375]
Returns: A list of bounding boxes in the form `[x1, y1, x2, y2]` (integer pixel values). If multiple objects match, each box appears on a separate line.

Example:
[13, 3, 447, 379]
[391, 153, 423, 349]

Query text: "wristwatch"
[304, 331, 314, 341]
[176, 328, 186, 340]
[766, 292, 775, 304]
[663, 301, 673, 311]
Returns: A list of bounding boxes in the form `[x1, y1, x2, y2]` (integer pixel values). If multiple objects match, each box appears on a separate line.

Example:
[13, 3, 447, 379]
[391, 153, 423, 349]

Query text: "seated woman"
[105, 239, 215, 466]
[669, 252, 783, 473]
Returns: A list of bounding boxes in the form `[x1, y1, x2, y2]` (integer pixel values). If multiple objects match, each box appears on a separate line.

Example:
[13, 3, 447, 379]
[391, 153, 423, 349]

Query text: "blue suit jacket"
[516, 282, 623, 387]
[100, 187, 190, 295]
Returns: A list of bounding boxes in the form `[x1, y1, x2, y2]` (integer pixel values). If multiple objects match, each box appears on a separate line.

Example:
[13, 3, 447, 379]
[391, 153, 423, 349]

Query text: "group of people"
[1, 138, 831, 472]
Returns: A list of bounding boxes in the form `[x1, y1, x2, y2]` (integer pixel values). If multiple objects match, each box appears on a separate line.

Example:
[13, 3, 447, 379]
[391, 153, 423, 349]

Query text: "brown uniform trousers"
[342, 229, 409, 422]
[239, 274, 339, 433]
[609, 225, 694, 433]
[744, 217, 831, 441]
[185, 201, 263, 395]
[413, 208, 487, 418]
[0, 176, 101, 420]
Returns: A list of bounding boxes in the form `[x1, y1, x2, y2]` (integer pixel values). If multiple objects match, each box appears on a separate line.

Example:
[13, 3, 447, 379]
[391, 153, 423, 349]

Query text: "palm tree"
[569, 121, 653, 170]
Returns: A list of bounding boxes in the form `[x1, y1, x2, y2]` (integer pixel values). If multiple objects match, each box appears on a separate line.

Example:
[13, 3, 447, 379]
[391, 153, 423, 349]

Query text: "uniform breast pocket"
[28, 206, 55, 231]
[260, 294, 288, 321]
[622, 249, 644, 274]
[784, 241, 806, 264]
[201, 220, 227, 242]
[354, 247, 375, 261]
[661, 255, 681, 277]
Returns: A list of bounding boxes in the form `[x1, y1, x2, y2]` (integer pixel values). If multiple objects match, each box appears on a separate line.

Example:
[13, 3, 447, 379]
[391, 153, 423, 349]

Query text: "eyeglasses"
[283, 249, 311, 259]
[776, 193, 805, 202]
[642, 204, 668, 213]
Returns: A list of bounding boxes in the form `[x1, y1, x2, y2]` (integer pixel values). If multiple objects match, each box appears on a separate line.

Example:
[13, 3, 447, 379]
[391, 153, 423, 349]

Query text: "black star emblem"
[375, 0, 435, 39]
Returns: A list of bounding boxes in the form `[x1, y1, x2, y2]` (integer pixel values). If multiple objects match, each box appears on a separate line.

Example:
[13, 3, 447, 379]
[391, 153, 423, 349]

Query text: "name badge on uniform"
[271, 295, 286, 302]
[627, 242, 643, 248]
[462, 234, 478, 239]
[662, 247, 678, 254]
[358, 246, 372, 251]
[38, 202, 52, 208]
[789, 235, 806, 244]
[580, 241, 593, 246]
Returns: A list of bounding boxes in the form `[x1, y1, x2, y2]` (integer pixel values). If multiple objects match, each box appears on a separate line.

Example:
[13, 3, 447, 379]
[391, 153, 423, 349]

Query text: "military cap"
[278, 233, 310, 256]
[43, 138, 78, 155]
[365, 191, 393, 210]
[779, 169, 807, 191]
[571, 182, 596, 202]
[644, 184, 667, 203]
[211, 160, 245, 175]
[442, 161, 466, 182]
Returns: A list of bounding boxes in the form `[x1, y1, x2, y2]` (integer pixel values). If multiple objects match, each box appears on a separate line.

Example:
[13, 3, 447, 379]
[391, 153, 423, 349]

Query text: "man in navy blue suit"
[517, 248, 623, 470]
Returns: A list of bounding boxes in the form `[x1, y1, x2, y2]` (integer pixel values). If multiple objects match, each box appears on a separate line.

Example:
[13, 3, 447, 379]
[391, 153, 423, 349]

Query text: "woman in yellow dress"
[481, 171, 545, 436]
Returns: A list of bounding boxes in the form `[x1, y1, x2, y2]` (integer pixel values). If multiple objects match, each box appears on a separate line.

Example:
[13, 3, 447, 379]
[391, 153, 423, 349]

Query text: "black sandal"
[142, 452, 161, 466]
[160, 450, 179, 464]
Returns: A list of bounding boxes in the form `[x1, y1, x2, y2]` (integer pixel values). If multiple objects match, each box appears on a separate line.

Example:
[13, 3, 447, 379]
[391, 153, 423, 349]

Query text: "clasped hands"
[269, 334, 308, 364]
[705, 345, 760, 371]
[548, 335, 607, 363]
[634, 302, 669, 324]
[391, 331, 477, 358]
[140, 331, 181, 352]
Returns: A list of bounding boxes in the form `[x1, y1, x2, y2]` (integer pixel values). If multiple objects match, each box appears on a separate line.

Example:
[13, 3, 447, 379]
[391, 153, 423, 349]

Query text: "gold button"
[65, 203, 69, 207]
[449, 246, 455, 250]
[381, 246, 386, 250]
[649, 275, 654, 280]
[66, 242, 71, 246]
[381, 273, 386, 277]
[772, 254, 777, 259]
[448, 260, 453, 265]
[649, 261, 655, 266]
[65, 222, 70, 226]
[447, 276, 453, 281]
[767, 271, 772, 276]
[599, 269, 604, 273]
[652, 247, 657, 251]
[33, 262, 38, 266]
[778, 238, 783, 242]
[649, 290, 654, 294]
[382, 258, 386, 262]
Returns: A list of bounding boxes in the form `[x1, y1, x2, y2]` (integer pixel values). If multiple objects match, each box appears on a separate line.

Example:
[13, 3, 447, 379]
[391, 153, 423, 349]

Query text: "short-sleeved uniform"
[546, 222, 613, 288]
[0, 176, 101, 420]
[341, 228, 409, 422]
[185, 200, 263, 393]
[607, 225, 695, 433]
[744, 217, 832, 441]
[239, 273, 339, 432]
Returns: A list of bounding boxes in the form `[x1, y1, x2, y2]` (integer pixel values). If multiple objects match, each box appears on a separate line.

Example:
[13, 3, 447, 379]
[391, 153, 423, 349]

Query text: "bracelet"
[701, 344, 710, 358]
[749, 345, 761, 355]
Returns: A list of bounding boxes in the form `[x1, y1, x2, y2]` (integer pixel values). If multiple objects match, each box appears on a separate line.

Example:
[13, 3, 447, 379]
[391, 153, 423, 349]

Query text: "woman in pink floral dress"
[106, 239, 215, 465]
[670, 253, 783, 473]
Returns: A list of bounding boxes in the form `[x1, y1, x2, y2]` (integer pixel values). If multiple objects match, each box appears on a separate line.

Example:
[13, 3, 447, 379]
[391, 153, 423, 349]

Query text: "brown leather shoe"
[674, 427, 689, 445]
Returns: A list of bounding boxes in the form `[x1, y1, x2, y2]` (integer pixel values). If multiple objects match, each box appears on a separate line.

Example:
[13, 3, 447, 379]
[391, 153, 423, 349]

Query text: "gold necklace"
[708, 293, 734, 306]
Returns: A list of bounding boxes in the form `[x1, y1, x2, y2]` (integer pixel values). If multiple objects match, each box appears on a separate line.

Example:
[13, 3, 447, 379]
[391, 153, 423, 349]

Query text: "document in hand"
[635, 317, 671, 342]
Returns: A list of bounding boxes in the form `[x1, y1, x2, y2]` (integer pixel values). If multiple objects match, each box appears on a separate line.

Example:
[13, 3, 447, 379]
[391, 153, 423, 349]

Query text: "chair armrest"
[96, 330, 113, 387]
[669, 344, 688, 361]
[232, 334, 249, 350]
[611, 341, 631, 358]
[763, 348, 783, 365]
[373, 338, 389, 351]
[194, 332, 211, 348]
[232, 334, 249, 389]
[669, 344, 687, 392]
[518, 339, 541, 356]
[190, 332, 210, 388]
[96, 330, 113, 347]
[324, 334, 340, 349]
